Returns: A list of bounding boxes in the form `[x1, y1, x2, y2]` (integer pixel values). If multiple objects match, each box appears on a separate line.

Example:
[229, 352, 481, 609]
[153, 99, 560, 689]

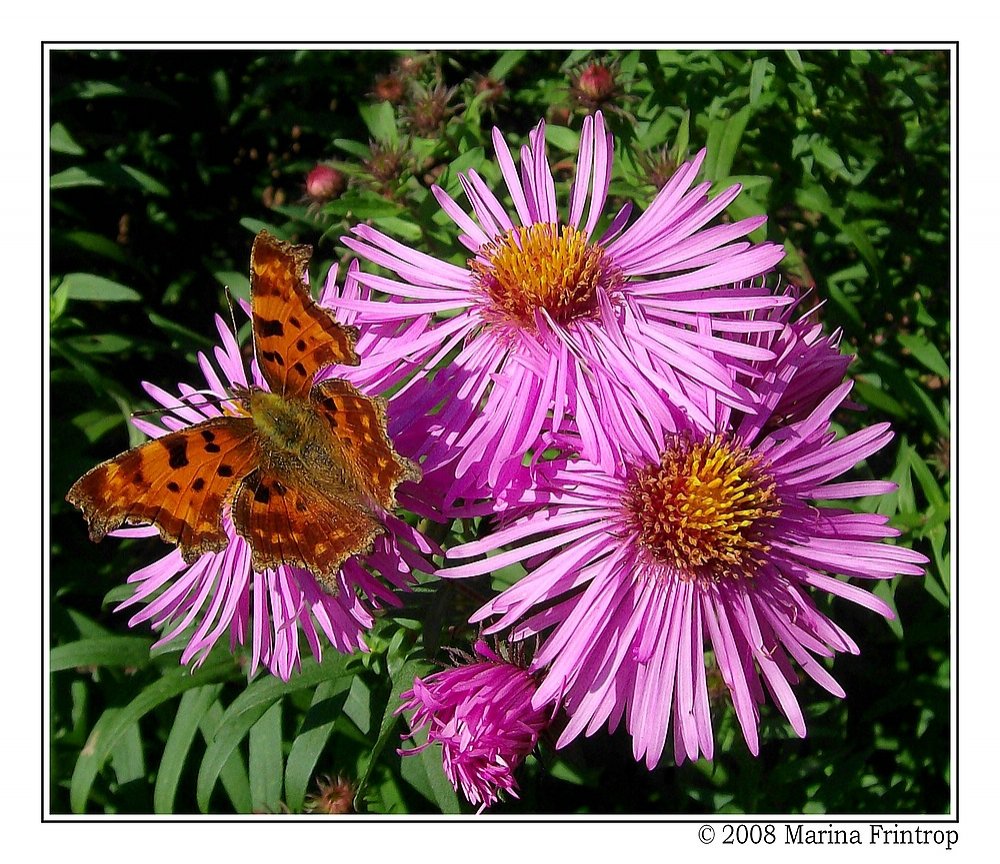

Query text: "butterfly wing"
[310, 378, 421, 510]
[232, 467, 384, 586]
[67, 416, 261, 561]
[250, 231, 360, 399]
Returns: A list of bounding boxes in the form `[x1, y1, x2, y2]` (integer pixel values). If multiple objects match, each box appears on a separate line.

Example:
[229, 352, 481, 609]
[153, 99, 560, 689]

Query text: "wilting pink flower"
[444, 312, 927, 768]
[337, 111, 788, 507]
[398, 640, 552, 809]
[111, 261, 438, 681]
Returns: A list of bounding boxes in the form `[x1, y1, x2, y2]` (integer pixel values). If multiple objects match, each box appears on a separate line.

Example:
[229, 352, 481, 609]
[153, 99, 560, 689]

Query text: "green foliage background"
[48, 48, 950, 815]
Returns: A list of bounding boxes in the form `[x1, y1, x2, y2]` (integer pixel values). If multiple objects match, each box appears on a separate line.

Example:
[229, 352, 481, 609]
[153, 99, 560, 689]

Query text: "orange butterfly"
[66, 231, 420, 589]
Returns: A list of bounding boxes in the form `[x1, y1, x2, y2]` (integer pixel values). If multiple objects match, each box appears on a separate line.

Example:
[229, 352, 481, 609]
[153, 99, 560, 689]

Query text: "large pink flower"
[337, 111, 788, 507]
[111, 260, 439, 680]
[444, 310, 927, 767]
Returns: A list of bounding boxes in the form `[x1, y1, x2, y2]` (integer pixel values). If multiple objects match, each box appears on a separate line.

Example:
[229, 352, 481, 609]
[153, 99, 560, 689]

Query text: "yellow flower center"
[470, 224, 621, 329]
[624, 433, 781, 583]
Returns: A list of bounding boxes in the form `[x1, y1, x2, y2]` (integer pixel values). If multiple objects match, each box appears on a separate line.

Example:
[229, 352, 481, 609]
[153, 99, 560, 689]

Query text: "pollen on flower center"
[624, 433, 781, 582]
[470, 224, 621, 329]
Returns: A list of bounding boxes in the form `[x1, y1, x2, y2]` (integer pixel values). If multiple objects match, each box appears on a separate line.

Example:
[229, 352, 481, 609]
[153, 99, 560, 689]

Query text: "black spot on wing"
[218, 464, 234, 477]
[258, 318, 285, 337]
[166, 438, 189, 469]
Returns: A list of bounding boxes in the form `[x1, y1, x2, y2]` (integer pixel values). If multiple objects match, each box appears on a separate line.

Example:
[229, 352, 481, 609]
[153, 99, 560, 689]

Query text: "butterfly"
[66, 230, 420, 589]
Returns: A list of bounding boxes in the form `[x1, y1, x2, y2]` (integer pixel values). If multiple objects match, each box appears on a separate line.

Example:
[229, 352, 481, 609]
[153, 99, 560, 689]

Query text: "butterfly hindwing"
[66, 416, 261, 561]
[250, 231, 360, 398]
[231, 466, 385, 585]
[310, 378, 421, 510]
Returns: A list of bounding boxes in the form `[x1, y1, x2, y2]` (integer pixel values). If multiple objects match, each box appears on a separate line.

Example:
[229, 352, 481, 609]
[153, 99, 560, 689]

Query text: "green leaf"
[898, 332, 950, 379]
[154, 684, 223, 814]
[489, 51, 526, 80]
[196, 654, 353, 812]
[54, 229, 127, 262]
[70, 658, 235, 812]
[148, 312, 216, 349]
[239, 217, 287, 240]
[284, 678, 351, 812]
[249, 701, 284, 813]
[64, 333, 134, 354]
[785, 49, 805, 72]
[545, 125, 581, 153]
[357, 656, 429, 796]
[324, 192, 404, 220]
[199, 699, 252, 812]
[332, 138, 371, 159]
[50, 636, 154, 672]
[212, 269, 251, 302]
[359, 101, 399, 145]
[51, 122, 85, 155]
[373, 216, 422, 243]
[749, 58, 769, 105]
[51, 163, 169, 195]
[110, 722, 145, 786]
[59, 273, 141, 303]
[706, 105, 752, 181]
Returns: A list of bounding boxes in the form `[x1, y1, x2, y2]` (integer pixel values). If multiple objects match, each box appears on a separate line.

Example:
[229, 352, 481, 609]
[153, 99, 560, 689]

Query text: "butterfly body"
[67, 231, 419, 589]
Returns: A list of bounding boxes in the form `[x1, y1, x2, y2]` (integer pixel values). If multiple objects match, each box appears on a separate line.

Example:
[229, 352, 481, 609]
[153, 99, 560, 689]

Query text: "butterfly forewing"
[250, 231, 360, 398]
[232, 467, 384, 584]
[67, 416, 260, 561]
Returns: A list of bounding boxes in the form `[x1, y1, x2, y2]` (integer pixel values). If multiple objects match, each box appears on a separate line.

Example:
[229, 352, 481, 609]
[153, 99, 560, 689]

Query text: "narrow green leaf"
[249, 701, 284, 813]
[59, 273, 141, 303]
[154, 684, 223, 814]
[712, 105, 753, 181]
[284, 679, 351, 812]
[906, 448, 948, 511]
[51, 636, 154, 672]
[110, 722, 145, 786]
[749, 59, 769, 105]
[199, 700, 252, 813]
[70, 658, 235, 812]
[196, 654, 352, 811]
[357, 657, 429, 795]
[785, 49, 805, 72]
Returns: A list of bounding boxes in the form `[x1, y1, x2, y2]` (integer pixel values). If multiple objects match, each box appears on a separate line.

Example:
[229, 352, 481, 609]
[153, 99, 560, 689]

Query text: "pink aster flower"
[444, 315, 928, 768]
[111, 260, 438, 681]
[337, 111, 788, 505]
[398, 640, 552, 810]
